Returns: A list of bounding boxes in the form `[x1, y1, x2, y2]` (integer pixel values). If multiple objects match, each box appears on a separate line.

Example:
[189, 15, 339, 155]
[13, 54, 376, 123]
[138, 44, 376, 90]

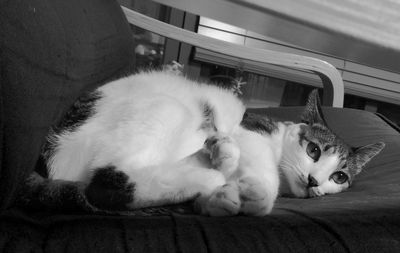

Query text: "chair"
[121, 7, 344, 108]
[1, 0, 399, 252]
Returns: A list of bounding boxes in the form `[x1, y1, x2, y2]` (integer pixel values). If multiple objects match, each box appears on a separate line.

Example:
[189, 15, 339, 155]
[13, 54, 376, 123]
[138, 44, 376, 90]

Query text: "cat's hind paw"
[85, 166, 135, 210]
[238, 177, 274, 216]
[205, 135, 240, 178]
[195, 183, 241, 216]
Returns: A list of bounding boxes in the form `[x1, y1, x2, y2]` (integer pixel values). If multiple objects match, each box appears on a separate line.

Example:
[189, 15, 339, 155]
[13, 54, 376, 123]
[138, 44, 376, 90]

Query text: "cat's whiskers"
[280, 157, 306, 181]
[278, 157, 310, 198]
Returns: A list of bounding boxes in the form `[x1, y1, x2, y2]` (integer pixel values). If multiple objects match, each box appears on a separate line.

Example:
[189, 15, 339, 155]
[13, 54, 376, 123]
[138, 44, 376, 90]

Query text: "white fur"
[49, 71, 245, 182]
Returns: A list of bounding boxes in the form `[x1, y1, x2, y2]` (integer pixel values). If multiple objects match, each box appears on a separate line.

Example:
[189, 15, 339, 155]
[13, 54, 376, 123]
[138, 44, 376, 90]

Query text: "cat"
[38, 66, 385, 216]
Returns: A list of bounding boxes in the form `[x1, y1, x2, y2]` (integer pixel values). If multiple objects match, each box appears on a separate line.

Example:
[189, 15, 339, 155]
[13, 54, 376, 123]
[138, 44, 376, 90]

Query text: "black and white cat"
[40, 66, 384, 216]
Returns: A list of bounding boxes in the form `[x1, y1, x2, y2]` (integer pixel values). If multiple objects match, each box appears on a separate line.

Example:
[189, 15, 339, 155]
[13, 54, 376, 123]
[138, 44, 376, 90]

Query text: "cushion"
[1, 107, 400, 252]
[0, 0, 135, 209]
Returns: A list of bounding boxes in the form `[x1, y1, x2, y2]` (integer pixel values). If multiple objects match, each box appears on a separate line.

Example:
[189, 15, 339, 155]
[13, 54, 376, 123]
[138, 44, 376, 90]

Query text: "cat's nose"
[308, 175, 319, 187]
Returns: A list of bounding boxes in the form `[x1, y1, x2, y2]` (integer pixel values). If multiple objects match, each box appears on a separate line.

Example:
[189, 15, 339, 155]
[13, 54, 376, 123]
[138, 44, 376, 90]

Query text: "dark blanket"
[1, 107, 400, 253]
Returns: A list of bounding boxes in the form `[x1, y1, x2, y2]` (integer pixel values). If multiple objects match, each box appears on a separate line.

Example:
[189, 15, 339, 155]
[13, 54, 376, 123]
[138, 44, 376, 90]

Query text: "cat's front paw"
[205, 135, 240, 178]
[195, 183, 241, 216]
[238, 177, 274, 216]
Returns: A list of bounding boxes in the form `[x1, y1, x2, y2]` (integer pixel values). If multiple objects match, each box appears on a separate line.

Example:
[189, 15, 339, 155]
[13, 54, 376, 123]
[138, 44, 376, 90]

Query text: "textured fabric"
[1, 0, 400, 252]
[0, 0, 135, 209]
[1, 107, 400, 252]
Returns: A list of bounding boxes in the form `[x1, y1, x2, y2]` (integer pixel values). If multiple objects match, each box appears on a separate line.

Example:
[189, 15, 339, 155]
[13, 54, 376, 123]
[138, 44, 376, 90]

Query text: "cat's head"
[279, 90, 385, 198]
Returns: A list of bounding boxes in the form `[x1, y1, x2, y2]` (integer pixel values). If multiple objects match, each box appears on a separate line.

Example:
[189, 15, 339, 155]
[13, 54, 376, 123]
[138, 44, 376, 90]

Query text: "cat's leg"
[197, 173, 278, 216]
[195, 134, 243, 216]
[85, 149, 228, 211]
[85, 132, 279, 216]
[197, 127, 281, 216]
[236, 175, 278, 216]
[204, 134, 240, 178]
[84, 135, 244, 216]
[194, 181, 241, 216]
[128, 157, 228, 209]
[232, 128, 281, 216]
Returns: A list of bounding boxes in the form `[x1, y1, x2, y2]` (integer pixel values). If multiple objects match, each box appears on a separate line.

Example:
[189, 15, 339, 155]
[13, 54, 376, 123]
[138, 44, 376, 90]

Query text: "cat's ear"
[349, 142, 385, 175]
[301, 89, 326, 125]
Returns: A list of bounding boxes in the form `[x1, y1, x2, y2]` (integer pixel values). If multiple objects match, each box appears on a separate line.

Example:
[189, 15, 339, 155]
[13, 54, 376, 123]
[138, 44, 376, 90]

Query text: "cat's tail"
[15, 171, 100, 213]
[14, 171, 194, 216]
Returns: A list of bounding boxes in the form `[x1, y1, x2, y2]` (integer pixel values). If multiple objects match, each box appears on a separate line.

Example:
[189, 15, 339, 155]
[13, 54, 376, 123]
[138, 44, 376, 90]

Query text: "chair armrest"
[121, 6, 344, 107]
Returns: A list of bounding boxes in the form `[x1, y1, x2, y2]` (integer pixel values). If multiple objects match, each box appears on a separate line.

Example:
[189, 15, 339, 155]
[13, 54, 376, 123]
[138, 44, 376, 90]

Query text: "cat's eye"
[330, 171, 348, 184]
[306, 142, 321, 162]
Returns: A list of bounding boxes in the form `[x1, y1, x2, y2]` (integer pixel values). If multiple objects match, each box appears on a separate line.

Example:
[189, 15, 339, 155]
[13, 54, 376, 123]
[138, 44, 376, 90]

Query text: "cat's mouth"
[286, 178, 324, 198]
[300, 178, 325, 198]
[287, 187, 322, 199]
[307, 187, 323, 198]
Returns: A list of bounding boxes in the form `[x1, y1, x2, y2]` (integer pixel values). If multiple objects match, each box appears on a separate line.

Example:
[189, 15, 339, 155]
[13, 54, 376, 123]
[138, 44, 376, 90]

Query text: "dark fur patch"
[298, 125, 308, 146]
[85, 166, 135, 211]
[241, 112, 278, 135]
[200, 101, 217, 131]
[36, 90, 102, 177]
[55, 90, 102, 133]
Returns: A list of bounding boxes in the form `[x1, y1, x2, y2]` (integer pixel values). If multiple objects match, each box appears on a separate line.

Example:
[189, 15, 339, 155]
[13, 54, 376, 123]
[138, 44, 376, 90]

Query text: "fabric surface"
[1, 107, 400, 253]
[2, 0, 400, 252]
[0, 0, 135, 210]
